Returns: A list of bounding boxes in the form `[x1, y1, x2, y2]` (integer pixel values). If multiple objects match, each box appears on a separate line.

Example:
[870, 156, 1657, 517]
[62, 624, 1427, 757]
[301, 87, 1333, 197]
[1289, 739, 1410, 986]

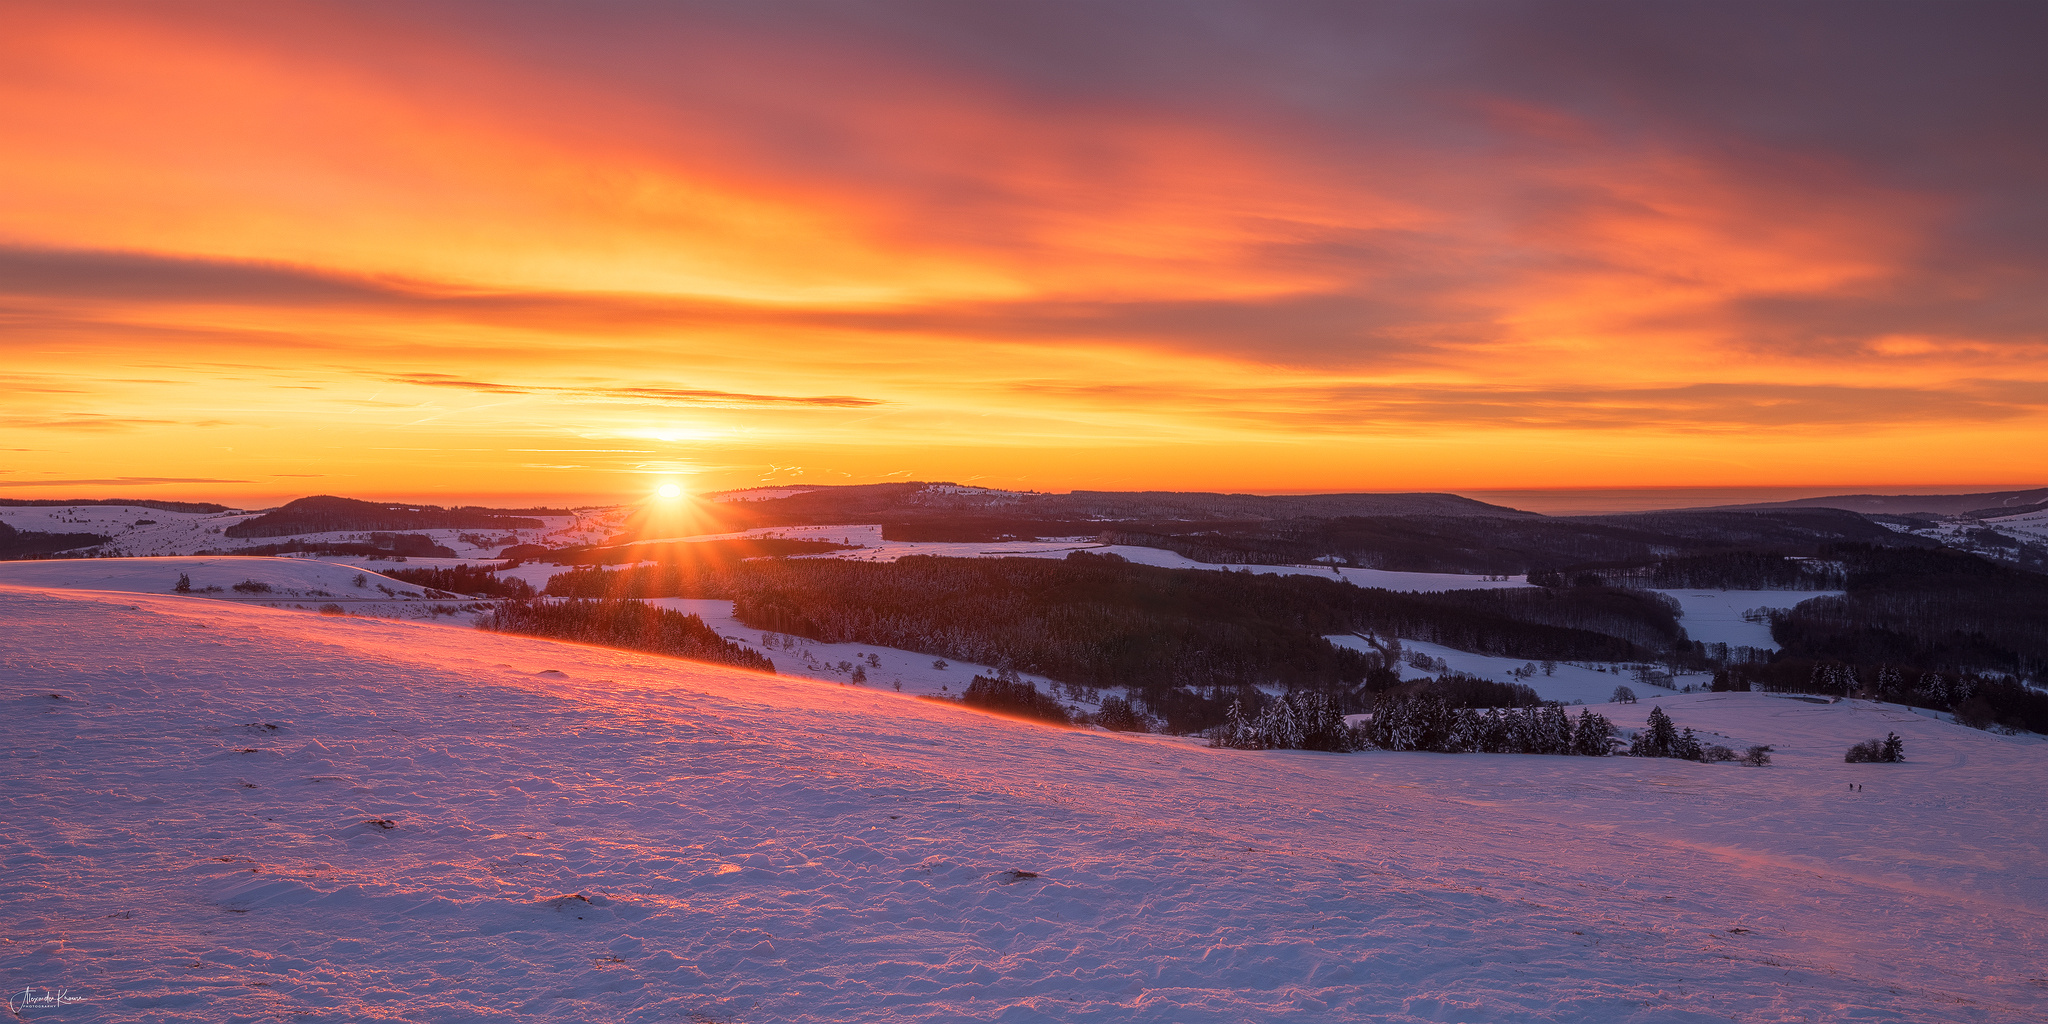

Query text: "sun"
[656, 483, 683, 499]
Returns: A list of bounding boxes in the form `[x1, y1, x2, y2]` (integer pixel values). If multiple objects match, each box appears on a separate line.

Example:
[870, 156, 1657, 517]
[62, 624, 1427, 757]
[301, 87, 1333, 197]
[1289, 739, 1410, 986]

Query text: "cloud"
[1009, 379, 2048, 433]
[0, 414, 185, 432]
[3, 3, 2046, 493]
[384, 373, 882, 409]
[0, 477, 251, 487]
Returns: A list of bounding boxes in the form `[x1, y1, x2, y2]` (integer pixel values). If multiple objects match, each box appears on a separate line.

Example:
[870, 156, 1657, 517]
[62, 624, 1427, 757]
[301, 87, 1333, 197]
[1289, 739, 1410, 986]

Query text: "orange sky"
[3, 2, 2044, 504]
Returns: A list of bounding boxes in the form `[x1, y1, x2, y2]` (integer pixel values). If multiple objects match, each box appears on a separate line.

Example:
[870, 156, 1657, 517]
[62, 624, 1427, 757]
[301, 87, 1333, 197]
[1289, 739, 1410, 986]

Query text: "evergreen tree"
[1098, 695, 1145, 732]
[1673, 727, 1705, 762]
[1572, 709, 1613, 756]
[1880, 732, 1905, 762]
[1215, 698, 1250, 748]
[1539, 705, 1573, 755]
[1876, 665, 1903, 702]
[1445, 708, 1479, 753]
[1479, 708, 1510, 753]
[1630, 706, 1678, 758]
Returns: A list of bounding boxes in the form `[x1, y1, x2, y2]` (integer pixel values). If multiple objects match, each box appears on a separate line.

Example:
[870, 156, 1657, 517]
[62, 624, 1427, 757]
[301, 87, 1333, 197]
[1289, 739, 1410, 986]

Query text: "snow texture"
[4, 583, 2046, 1022]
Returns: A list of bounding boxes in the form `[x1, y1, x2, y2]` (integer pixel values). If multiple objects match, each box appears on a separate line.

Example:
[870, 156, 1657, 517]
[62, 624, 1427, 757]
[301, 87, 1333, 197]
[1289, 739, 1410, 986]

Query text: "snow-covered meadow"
[0, 558, 484, 621]
[4, 582, 2044, 1022]
[0, 504, 619, 562]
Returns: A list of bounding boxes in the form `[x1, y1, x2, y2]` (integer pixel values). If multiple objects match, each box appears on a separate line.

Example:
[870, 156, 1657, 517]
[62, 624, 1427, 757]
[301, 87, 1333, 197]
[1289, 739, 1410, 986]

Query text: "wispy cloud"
[2, 3, 2044, 494]
[384, 373, 881, 409]
[0, 477, 250, 487]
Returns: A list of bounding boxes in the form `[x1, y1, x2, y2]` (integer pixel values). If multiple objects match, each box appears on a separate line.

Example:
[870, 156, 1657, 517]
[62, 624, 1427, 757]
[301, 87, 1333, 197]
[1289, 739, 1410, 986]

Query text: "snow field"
[0, 505, 618, 561]
[4, 586, 2045, 1022]
[0, 557, 486, 621]
[1649, 590, 1839, 651]
[645, 597, 1074, 704]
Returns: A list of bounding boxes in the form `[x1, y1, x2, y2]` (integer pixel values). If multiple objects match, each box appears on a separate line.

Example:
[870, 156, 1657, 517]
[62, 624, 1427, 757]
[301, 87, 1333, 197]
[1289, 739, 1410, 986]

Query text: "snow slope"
[0, 504, 620, 561]
[0, 557, 481, 620]
[647, 597, 1072, 704]
[4, 586, 2045, 1022]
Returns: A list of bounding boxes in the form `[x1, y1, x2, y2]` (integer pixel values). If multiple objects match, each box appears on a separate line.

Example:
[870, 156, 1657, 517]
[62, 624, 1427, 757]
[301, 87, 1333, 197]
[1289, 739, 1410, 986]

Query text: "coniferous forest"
[544, 551, 1699, 731]
[481, 598, 774, 672]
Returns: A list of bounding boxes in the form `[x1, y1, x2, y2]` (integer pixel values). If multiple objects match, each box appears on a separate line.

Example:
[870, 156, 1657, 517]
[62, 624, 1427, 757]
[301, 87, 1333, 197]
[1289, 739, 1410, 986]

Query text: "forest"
[224, 495, 542, 538]
[479, 598, 773, 672]
[0, 520, 109, 559]
[540, 536, 854, 569]
[1766, 544, 2048, 679]
[546, 551, 1693, 732]
[1103, 508, 1922, 574]
[1552, 551, 1847, 590]
[383, 565, 536, 599]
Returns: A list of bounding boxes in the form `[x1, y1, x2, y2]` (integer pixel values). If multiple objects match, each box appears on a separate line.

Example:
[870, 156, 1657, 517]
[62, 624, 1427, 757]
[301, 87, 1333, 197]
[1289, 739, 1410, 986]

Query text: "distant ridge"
[1700, 488, 2048, 517]
[223, 495, 545, 539]
[710, 482, 1535, 523]
[0, 498, 230, 513]
[1054, 489, 1535, 519]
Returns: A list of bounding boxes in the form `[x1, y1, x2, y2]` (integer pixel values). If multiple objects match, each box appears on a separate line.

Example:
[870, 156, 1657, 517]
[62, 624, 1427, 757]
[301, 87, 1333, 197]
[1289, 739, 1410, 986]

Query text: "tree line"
[1542, 551, 1846, 591]
[384, 565, 535, 599]
[537, 551, 1698, 733]
[479, 599, 773, 672]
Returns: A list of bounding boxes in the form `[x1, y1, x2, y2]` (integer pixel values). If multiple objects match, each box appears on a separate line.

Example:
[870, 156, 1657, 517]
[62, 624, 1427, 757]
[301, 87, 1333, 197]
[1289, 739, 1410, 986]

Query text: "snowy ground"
[1326, 636, 1687, 706]
[1649, 590, 1838, 651]
[0, 505, 619, 561]
[5, 585, 2046, 1022]
[0, 557, 491, 623]
[773, 526, 1531, 593]
[644, 598, 1069, 705]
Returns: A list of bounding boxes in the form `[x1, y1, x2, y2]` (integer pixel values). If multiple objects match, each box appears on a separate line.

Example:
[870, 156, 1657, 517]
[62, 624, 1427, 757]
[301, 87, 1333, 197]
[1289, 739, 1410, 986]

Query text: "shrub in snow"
[174, 572, 192, 593]
[960, 676, 1071, 725]
[1096, 696, 1146, 733]
[232, 579, 273, 594]
[1612, 685, 1638, 704]
[1705, 745, 1737, 762]
[1741, 745, 1773, 767]
[1844, 732, 1905, 763]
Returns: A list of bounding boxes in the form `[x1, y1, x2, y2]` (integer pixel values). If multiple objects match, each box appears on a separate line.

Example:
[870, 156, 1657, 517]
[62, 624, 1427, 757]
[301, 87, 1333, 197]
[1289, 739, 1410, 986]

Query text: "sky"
[3, 0, 2045, 505]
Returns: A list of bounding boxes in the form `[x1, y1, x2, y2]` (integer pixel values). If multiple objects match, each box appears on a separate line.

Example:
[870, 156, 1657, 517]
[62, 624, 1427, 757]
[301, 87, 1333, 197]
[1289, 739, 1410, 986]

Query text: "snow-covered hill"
[0, 503, 622, 561]
[3, 585, 2043, 1021]
[0, 557, 485, 620]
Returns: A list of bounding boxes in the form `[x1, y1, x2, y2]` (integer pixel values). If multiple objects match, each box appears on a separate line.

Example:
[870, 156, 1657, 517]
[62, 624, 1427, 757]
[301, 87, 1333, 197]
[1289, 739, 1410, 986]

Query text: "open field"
[4, 583, 2043, 1022]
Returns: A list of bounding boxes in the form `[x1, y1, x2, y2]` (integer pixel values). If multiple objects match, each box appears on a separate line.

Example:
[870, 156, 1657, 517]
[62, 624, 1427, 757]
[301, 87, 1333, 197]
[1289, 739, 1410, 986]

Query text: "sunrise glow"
[2, 2, 2042, 504]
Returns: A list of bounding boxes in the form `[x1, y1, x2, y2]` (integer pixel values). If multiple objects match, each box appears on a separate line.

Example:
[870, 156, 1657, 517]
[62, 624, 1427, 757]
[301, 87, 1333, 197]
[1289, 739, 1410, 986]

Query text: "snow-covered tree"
[1571, 709, 1613, 756]
[1629, 706, 1678, 758]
